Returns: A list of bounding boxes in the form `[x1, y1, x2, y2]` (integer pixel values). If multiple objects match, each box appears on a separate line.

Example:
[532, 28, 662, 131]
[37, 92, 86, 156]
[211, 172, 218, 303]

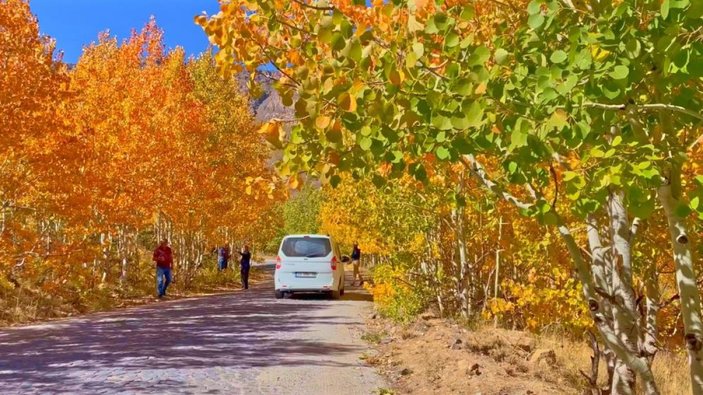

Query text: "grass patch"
[362, 330, 387, 344]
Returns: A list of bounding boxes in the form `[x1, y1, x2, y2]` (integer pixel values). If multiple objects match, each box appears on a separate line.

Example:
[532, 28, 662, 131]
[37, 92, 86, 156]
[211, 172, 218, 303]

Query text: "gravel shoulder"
[0, 267, 386, 395]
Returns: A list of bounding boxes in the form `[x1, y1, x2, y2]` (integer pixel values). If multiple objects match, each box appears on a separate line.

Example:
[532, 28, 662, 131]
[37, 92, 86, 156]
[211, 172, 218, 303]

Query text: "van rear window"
[281, 237, 332, 258]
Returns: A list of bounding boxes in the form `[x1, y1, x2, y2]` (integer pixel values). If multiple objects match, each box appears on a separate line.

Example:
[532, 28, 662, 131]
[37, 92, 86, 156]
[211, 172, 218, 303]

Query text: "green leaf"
[495, 48, 509, 65]
[550, 50, 567, 64]
[527, 0, 542, 15]
[432, 115, 453, 130]
[460, 5, 475, 20]
[445, 32, 460, 48]
[563, 171, 578, 181]
[451, 115, 470, 130]
[610, 65, 629, 80]
[629, 193, 655, 218]
[510, 118, 530, 150]
[528, 13, 545, 29]
[455, 78, 472, 96]
[406, 51, 418, 69]
[661, 0, 670, 19]
[467, 46, 490, 67]
[436, 146, 450, 160]
[348, 41, 362, 63]
[574, 49, 592, 70]
[331, 33, 346, 51]
[432, 13, 449, 31]
[408, 15, 424, 32]
[452, 137, 473, 154]
[676, 203, 692, 218]
[542, 211, 558, 226]
[591, 148, 607, 158]
[425, 17, 439, 34]
[359, 137, 372, 151]
[508, 162, 518, 174]
[626, 39, 642, 59]
[691, 196, 700, 211]
[602, 81, 621, 99]
[464, 102, 484, 128]
[413, 42, 424, 58]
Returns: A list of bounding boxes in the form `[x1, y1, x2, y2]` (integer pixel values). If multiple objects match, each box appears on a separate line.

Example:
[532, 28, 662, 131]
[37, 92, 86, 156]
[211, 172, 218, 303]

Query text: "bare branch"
[583, 102, 703, 122]
[549, 162, 558, 209]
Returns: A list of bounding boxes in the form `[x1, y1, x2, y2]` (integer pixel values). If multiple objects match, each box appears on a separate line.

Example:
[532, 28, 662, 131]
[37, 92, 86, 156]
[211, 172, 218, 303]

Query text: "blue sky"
[31, 0, 221, 64]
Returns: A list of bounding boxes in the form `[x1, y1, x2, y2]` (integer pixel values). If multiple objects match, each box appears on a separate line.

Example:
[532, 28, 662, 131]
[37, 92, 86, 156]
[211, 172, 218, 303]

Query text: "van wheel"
[275, 290, 284, 299]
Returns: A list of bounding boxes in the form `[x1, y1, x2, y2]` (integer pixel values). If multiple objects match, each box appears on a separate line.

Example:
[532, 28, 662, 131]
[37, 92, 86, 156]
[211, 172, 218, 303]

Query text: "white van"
[274, 234, 348, 299]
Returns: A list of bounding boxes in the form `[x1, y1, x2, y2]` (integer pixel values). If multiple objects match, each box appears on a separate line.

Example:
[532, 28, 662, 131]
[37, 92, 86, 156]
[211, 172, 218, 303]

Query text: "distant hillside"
[236, 71, 294, 123]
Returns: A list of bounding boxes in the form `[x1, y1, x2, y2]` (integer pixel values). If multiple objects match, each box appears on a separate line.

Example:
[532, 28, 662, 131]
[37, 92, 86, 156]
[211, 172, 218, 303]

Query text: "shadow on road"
[0, 266, 374, 394]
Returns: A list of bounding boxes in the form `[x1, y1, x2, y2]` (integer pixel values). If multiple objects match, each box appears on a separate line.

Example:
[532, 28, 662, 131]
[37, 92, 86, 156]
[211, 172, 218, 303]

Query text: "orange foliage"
[1, 6, 279, 319]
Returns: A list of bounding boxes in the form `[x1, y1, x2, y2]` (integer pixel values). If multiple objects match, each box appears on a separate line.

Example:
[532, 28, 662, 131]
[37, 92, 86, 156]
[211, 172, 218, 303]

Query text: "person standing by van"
[239, 245, 252, 289]
[351, 242, 362, 286]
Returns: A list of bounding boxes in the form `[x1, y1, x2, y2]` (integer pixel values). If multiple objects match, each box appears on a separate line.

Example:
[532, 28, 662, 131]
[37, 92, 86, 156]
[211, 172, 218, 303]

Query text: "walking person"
[239, 245, 252, 289]
[217, 243, 231, 271]
[351, 242, 362, 287]
[153, 239, 173, 299]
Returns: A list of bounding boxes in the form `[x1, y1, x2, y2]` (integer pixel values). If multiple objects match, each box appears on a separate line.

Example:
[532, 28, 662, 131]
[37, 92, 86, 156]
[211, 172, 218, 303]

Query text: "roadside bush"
[366, 264, 425, 323]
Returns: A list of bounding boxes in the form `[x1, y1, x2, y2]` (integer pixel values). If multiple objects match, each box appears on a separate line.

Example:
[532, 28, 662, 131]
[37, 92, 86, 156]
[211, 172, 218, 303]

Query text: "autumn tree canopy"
[199, 0, 703, 393]
[1, 3, 279, 323]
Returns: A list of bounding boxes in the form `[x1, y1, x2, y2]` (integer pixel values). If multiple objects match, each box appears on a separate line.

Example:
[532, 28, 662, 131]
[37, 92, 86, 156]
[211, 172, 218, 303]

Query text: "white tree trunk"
[608, 191, 646, 394]
[559, 222, 658, 394]
[461, 154, 659, 393]
[658, 180, 703, 395]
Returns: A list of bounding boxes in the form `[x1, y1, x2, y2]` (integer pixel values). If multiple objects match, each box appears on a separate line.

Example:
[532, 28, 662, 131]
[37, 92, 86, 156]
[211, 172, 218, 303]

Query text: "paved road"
[0, 268, 386, 394]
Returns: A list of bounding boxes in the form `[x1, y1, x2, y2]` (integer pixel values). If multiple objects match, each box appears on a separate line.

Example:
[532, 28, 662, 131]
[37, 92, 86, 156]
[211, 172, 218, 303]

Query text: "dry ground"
[364, 315, 690, 395]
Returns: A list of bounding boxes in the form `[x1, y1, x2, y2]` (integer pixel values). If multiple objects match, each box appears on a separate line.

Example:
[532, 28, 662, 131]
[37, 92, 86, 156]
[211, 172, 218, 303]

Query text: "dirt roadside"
[363, 314, 583, 395]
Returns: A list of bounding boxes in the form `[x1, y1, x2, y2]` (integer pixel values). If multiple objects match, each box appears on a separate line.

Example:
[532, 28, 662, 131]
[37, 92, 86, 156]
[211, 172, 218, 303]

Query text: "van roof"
[282, 234, 331, 239]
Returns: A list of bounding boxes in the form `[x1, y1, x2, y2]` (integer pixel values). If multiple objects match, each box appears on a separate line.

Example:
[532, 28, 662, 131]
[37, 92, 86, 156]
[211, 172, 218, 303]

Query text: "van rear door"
[277, 236, 336, 289]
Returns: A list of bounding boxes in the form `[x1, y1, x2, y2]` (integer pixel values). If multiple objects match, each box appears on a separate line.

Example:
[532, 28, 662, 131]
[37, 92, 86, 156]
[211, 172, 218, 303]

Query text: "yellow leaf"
[315, 115, 332, 130]
[194, 15, 207, 26]
[288, 173, 302, 190]
[590, 44, 610, 61]
[350, 80, 365, 95]
[389, 69, 404, 86]
[338, 92, 357, 112]
[257, 121, 284, 148]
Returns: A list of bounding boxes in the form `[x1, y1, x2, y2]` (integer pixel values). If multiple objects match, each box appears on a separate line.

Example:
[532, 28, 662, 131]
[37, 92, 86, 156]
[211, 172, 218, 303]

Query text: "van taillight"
[276, 256, 282, 270]
[330, 256, 337, 271]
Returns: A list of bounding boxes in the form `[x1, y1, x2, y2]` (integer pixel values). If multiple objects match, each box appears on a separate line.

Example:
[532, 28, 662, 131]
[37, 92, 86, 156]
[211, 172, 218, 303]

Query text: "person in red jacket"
[153, 239, 173, 298]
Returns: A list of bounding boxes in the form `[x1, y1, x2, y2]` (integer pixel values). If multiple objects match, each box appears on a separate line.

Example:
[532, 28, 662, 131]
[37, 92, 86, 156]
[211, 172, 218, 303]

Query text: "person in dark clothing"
[217, 243, 231, 271]
[351, 242, 362, 286]
[239, 245, 252, 289]
[152, 239, 173, 298]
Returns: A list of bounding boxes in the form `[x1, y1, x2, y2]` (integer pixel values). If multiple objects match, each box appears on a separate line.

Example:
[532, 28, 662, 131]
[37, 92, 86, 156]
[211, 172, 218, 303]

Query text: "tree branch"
[583, 102, 703, 122]
[459, 154, 533, 211]
[549, 162, 558, 209]
[291, 0, 335, 11]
